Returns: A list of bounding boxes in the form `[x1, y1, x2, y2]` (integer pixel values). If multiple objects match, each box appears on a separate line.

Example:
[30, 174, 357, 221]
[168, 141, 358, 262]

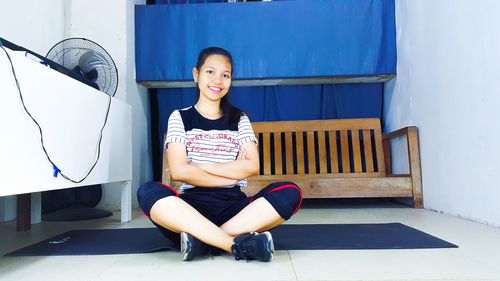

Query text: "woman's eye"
[206, 70, 214, 74]
[223, 74, 231, 79]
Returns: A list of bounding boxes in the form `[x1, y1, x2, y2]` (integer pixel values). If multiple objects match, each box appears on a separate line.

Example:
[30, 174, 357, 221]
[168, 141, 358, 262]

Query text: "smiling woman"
[136, 46, 302, 263]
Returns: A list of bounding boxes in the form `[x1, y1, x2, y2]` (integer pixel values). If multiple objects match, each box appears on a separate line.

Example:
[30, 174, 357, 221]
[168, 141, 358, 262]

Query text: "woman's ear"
[192, 67, 199, 83]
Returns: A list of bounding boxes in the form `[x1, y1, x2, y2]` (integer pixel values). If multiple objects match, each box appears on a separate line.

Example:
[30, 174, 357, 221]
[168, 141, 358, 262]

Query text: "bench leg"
[413, 196, 423, 209]
[407, 128, 423, 208]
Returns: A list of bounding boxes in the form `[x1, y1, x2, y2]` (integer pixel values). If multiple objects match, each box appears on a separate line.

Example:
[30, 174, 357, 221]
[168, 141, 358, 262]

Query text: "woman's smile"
[208, 86, 223, 94]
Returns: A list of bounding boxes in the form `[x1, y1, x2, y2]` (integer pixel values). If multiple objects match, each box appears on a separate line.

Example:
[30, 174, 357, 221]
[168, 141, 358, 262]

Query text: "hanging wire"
[0, 44, 112, 183]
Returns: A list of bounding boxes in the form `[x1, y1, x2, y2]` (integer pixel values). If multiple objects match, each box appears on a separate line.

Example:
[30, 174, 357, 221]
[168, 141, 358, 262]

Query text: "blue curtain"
[145, 0, 389, 180]
[136, 0, 396, 82]
[156, 0, 287, 4]
[156, 83, 382, 147]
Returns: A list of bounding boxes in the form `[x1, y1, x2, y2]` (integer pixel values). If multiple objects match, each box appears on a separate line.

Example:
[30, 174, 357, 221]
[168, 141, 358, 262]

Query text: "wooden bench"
[162, 118, 423, 208]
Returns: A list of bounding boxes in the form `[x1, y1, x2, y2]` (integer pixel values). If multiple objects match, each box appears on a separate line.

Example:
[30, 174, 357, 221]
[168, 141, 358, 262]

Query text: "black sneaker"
[180, 232, 208, 261]
[231, 231, 274, 262]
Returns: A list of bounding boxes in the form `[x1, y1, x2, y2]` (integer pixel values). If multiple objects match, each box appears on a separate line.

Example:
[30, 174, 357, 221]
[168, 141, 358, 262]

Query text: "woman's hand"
[193, 147, 250, 178]
[237, 148, 248, 160]
[190, 147, 251, 172]
[167, 142, 241, 187]
[186, 142, 259, 180]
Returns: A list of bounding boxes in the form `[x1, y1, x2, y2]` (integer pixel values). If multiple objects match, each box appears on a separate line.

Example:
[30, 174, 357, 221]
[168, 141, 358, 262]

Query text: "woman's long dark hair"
[195, 46, 243, 124]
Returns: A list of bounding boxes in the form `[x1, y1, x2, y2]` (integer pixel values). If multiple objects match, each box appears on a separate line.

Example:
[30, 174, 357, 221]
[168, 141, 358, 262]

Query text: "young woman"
[137, 47, 302, 262]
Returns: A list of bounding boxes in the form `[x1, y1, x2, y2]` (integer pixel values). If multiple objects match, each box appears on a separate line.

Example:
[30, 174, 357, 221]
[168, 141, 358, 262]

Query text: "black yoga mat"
[5, 223, 457, 256]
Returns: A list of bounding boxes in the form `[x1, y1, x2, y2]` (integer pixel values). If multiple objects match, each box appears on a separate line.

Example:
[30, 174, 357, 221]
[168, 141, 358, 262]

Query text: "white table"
[0, 47, 132, 230]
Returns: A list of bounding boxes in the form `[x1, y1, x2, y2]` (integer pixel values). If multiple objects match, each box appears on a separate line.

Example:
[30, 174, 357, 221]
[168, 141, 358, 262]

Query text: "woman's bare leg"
[219, 198, 284, 236]
[150, 196, 233, 253]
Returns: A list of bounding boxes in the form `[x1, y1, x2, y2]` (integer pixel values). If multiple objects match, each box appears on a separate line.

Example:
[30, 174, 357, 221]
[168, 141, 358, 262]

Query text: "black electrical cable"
[0, 44, 112, 183]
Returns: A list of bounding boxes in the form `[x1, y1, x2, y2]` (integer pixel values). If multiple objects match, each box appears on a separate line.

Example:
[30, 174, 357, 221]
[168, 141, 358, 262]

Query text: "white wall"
[0, 0, 151, 221]
[0, 1, 65, 54]
[0, 0, 65, 221]
[66, 0, 150, 210]
[385, 0, 500, 227]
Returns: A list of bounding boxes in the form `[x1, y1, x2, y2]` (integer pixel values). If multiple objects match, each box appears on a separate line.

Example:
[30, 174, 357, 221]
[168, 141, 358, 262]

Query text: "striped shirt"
[165, 106, 257, 190]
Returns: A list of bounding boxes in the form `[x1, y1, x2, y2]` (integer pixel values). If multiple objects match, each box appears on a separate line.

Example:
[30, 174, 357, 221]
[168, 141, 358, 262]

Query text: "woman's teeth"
[209, 86, 221, 92]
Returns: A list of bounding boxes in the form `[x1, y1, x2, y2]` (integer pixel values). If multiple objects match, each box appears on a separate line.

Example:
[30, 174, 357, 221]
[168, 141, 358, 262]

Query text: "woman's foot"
[231, 231, 274, 262]
[180, 232, 208, 261]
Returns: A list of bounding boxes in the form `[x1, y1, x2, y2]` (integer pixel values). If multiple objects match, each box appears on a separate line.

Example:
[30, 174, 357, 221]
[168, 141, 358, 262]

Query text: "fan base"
[42, 207, 113, 221]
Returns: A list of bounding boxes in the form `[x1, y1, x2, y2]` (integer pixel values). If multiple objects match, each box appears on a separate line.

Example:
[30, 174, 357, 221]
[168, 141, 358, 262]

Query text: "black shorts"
[137, 181, 302, 244]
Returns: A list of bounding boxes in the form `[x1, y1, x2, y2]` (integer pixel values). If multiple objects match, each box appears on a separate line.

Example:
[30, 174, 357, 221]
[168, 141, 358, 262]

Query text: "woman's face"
[193, 54, 232, 103]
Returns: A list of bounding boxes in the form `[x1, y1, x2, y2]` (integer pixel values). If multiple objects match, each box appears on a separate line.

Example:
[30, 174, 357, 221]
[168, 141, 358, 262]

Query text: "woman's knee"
[137, 181, 178, 216]
[283, 182, 302, 205]
[261, 182, 302, 220]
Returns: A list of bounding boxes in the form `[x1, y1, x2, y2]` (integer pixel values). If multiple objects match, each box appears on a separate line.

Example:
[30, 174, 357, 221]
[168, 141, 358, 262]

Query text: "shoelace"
[232, 244, 248, 262]
[233, 233, 257, 262]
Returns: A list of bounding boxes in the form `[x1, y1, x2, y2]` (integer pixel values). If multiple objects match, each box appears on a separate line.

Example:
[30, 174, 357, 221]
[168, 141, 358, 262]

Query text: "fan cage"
[46, 38, 118, 97]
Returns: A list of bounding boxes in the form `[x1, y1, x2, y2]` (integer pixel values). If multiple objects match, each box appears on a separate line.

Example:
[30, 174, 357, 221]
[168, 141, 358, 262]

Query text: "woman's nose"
[212, 75, 223, 84]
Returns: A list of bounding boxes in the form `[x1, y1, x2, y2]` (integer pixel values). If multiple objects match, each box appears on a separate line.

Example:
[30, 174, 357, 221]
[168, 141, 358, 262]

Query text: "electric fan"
[46, 37, 118, 96]
[41, 38, 119, 221]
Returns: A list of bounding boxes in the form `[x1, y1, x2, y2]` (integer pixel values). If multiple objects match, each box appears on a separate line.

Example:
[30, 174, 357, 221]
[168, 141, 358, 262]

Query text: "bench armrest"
[382, 126, 419, 175]
[383, 126, 417, 140]
[383, 126, 423, 208]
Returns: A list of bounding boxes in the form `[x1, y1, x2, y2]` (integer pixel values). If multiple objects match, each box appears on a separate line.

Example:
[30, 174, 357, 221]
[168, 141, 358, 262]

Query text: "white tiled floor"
[1, 200, 500, 281]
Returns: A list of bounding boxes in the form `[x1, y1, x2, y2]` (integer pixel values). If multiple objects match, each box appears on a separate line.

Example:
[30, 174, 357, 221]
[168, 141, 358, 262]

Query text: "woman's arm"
[191, 141, 259, 179]
[167, 143, 238, 187]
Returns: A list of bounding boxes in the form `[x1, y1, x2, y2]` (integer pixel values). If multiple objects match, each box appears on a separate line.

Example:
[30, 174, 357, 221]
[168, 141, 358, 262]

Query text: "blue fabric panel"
[156, 0, 262, 3]
[135, 0, 396, 82]
[156, 83, 382, 145]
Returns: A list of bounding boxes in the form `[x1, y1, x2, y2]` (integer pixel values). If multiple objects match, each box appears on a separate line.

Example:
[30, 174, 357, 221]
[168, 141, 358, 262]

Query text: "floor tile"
[90, 251, 297, 281]
[290, 249, 498, 281]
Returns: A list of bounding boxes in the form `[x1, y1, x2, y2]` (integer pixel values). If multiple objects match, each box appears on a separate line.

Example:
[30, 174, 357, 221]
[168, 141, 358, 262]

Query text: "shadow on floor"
[300, 197, 412, 209]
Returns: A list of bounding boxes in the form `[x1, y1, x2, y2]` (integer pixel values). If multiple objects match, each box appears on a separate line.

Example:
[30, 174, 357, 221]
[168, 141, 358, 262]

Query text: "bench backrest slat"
[328, 131, 339, 173]
[285, 132, 294, 174]
[296, 132, 305, 174]
[274, 133, 283, 175]
[340, 130, 350, 173]
[307, 132, 316, 174]
[362, 129, 374, 172]
[351, 130, 363, 173]
[252, 118, 386, 177]
[262, 133, 271, 175]
[317, 132, 328, 174]
[374, 129, 386, 173]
